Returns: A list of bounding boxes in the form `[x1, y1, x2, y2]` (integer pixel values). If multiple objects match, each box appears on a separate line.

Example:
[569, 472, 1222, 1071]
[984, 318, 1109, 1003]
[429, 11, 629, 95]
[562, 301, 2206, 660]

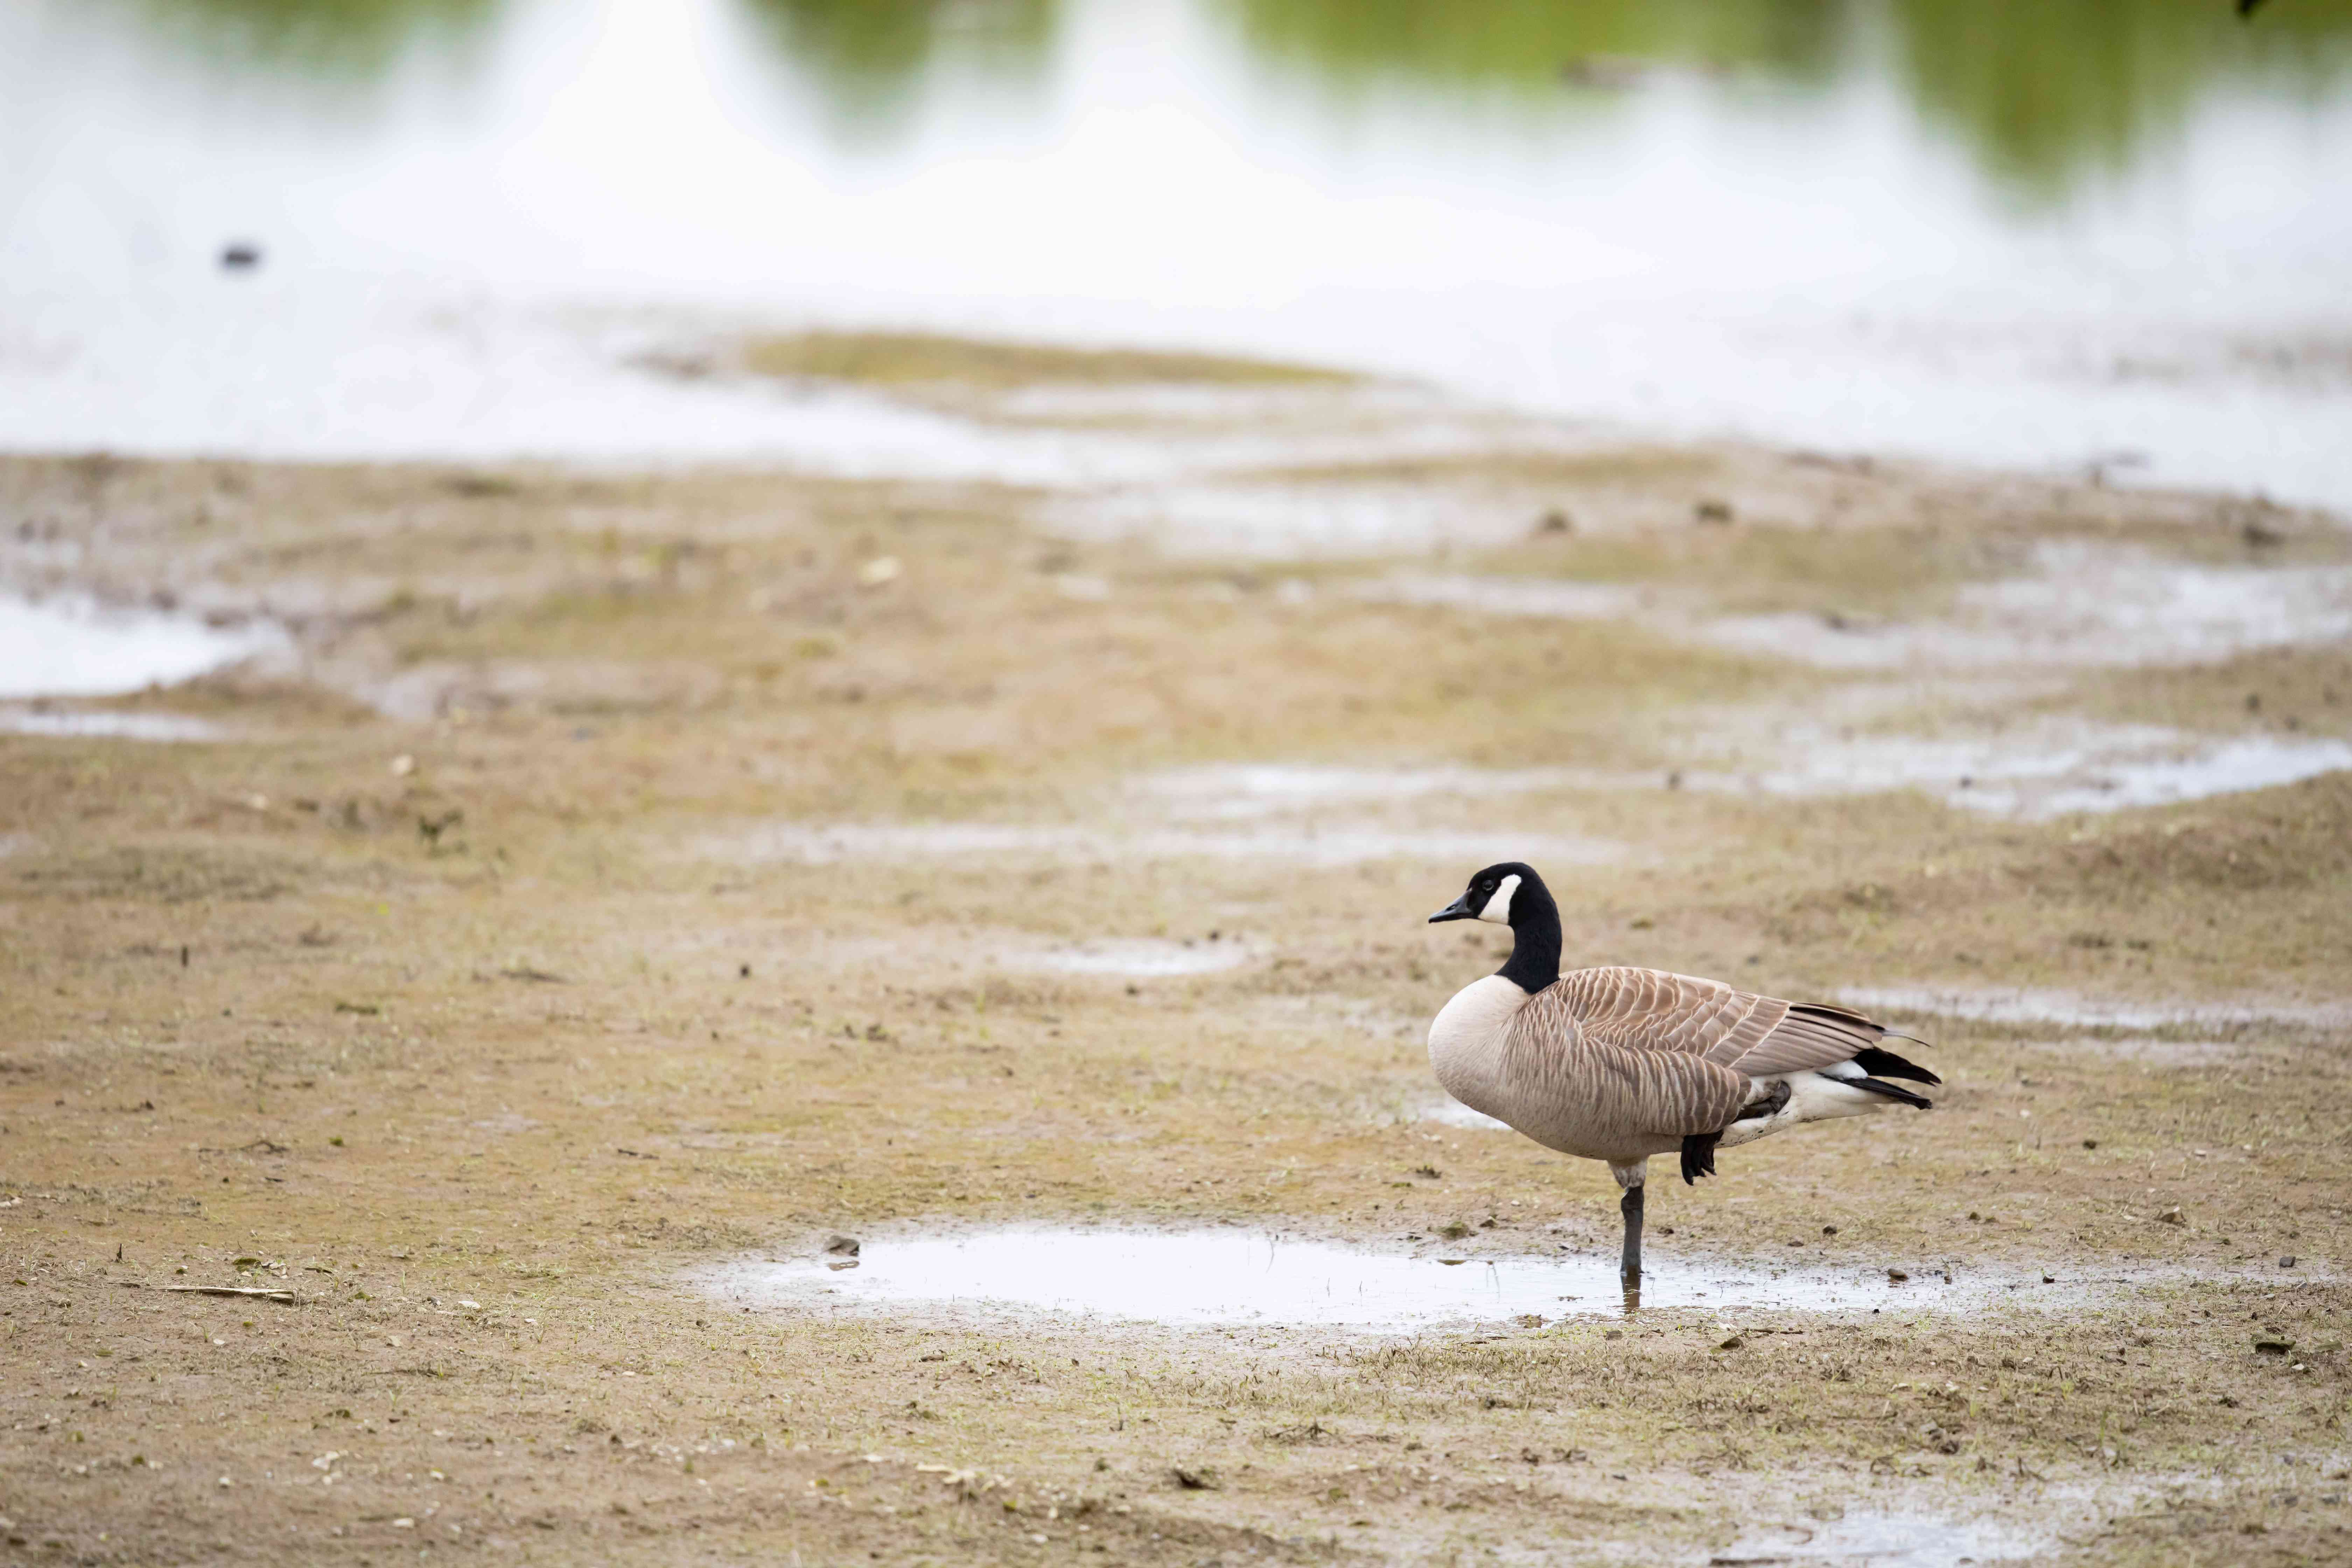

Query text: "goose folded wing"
[1722, 1001, 1915, 1078]
[1554, 967, 1916, 1079]
[1502, 1006, 1751, 1139]
[1553, 966, 1788, 1066]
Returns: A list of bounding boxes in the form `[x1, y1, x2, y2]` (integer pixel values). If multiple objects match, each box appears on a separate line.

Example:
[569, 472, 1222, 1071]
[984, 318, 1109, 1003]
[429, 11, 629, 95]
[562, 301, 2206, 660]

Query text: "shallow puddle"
[0, 706, 229, 741]
[1720, 1509, 2041, 1567]
[724, 821, 1622, 869]
[1668, 722, 2352, 820]
[1419, 1098, 1513, 1132]
[1008, 938, 1253, 978]
[706, 1229, 2051, 1331]
[1839, 985, 2351, 1032]
[1944, 732, 2352, 818]
[1379, 550, 2352, 677]
[1136, 721, 2352, 827]
[1357, 573, 1649, 623]
[1138, 763, 1575, 820]
[1705, 549, 2352, 673]
[0, 594, 284, 700]
[1049, 476, 1538, 559]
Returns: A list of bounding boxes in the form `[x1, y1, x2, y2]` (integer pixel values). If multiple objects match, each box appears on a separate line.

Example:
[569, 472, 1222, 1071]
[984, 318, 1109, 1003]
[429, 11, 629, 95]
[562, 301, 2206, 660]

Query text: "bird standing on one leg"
[1425, 862, 1937, 1294]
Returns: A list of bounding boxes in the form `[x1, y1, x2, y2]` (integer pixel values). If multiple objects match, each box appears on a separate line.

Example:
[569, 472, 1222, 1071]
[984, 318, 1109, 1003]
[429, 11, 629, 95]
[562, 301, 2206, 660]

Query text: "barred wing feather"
[1552, 967, 1917, 1079]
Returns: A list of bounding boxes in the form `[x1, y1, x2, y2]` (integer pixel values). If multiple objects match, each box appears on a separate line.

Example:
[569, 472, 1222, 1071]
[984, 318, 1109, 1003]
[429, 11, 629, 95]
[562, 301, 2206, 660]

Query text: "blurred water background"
[4, 0, 2348, 504]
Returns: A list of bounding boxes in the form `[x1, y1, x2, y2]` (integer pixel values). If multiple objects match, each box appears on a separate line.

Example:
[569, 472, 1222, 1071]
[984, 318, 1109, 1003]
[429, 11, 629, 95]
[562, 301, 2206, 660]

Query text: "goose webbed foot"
[1679, 1131, 1721, 1185]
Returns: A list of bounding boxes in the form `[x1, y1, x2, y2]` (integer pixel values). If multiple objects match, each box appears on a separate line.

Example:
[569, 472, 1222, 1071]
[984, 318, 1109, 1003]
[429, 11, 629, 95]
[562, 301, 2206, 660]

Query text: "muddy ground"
[2, 342, 2350, 1565]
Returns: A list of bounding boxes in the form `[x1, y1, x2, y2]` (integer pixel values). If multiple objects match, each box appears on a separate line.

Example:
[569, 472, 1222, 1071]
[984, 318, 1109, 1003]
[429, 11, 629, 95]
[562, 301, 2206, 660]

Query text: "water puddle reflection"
[0, 706, 229, 741]
[1138, 763, 1574, 820]
[0, 594, 285, 700]
[1840, 985, 2350, 1032]
[14, 0, 2352, 505]
[1140, 721, 2352, 827]
[1009, 938, 1252, 978]
[1668, 722, 2352, 820]
[706, 1229, 2051, 1331]
[1722, 1509, 2041, 1567]
[1704, 549, 2352, 671]
[1420, 1098, 1513, 1132]
[1356, 574, 1646, 623]
[722, 821, 1622, 869]
[1376, 550, 2352, 675]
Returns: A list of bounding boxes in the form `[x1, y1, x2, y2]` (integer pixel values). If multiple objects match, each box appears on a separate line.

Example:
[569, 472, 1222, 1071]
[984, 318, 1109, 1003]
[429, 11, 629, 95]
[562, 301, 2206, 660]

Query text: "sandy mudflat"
[2, 348, 2350, 1565]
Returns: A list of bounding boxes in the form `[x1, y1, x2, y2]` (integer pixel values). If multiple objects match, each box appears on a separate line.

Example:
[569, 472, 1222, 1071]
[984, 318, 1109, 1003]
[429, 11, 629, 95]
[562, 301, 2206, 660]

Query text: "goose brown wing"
[1552, 967, 1911, 1078]
[1501, 989, 1750, 1139]
[1735, 1001, 1895, 1077]
[1552, 967, 1786, 1067]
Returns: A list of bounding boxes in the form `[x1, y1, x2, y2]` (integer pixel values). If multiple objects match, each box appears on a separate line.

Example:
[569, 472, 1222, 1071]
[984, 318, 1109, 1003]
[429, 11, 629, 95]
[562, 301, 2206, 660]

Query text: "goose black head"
[1428, 862, 1542, 926]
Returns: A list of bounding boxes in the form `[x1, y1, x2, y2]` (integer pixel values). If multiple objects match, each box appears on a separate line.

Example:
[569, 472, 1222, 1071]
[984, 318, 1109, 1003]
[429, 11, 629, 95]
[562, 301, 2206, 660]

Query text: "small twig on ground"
[166, 1285, 299, 1303]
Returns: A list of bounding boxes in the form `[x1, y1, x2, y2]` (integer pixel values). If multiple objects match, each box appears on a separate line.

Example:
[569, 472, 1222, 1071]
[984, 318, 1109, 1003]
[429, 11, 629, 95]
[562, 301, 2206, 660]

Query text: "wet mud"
[2, 375, 2349, 1565]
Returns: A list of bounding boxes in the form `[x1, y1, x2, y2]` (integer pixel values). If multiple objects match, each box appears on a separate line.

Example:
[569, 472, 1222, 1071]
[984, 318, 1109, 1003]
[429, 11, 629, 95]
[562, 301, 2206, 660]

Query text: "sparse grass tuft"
[739, 330, 1357, 388]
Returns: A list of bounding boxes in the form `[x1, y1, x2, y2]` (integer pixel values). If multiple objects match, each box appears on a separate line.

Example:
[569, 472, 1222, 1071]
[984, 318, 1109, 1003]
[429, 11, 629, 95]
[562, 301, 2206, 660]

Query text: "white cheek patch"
[1476, 873, 1520, 924]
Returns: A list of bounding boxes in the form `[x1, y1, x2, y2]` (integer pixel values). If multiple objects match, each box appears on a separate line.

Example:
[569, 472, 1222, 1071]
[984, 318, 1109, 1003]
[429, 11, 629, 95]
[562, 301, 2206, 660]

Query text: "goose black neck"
[1496, 876, 1562, 993]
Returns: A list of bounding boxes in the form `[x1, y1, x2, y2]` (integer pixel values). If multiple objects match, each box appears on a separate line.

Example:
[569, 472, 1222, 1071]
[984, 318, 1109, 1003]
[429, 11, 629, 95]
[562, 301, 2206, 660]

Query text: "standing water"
[2, 0, 2349, 505]
[706, 1227, 2080, 1329]
[0, 593, 284, 701]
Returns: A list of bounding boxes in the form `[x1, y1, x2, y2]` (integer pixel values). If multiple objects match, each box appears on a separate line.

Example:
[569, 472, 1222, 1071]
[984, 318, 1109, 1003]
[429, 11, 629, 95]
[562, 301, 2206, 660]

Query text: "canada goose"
[1427, 862, 1936, 1288]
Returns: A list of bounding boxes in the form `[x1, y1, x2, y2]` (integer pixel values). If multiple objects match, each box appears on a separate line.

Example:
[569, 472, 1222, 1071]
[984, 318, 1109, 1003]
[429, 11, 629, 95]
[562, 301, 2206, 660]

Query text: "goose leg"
[1609, 1162, 1646, 1287]
[1620, 1186, 1644, 1284]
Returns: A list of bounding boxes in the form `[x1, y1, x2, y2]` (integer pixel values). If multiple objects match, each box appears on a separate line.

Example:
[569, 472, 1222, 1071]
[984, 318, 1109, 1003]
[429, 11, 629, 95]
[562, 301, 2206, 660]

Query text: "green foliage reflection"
[89, 0, 2352, 200]
[1227, 0, 2352, 201]
[122, 0, 500, 79]
[1889, 0, 2352, 203]
[734, 0, 1058, 137]
[1222, 0, 1842, 97]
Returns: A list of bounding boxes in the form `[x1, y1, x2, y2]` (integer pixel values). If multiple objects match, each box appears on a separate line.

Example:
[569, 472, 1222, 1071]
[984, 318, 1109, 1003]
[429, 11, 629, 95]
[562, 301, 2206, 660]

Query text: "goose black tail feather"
[1852, 1045, 1941, 1087]
[1680, 1131, 1721, 1185]
[1852, 1076, 1933, 1110]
